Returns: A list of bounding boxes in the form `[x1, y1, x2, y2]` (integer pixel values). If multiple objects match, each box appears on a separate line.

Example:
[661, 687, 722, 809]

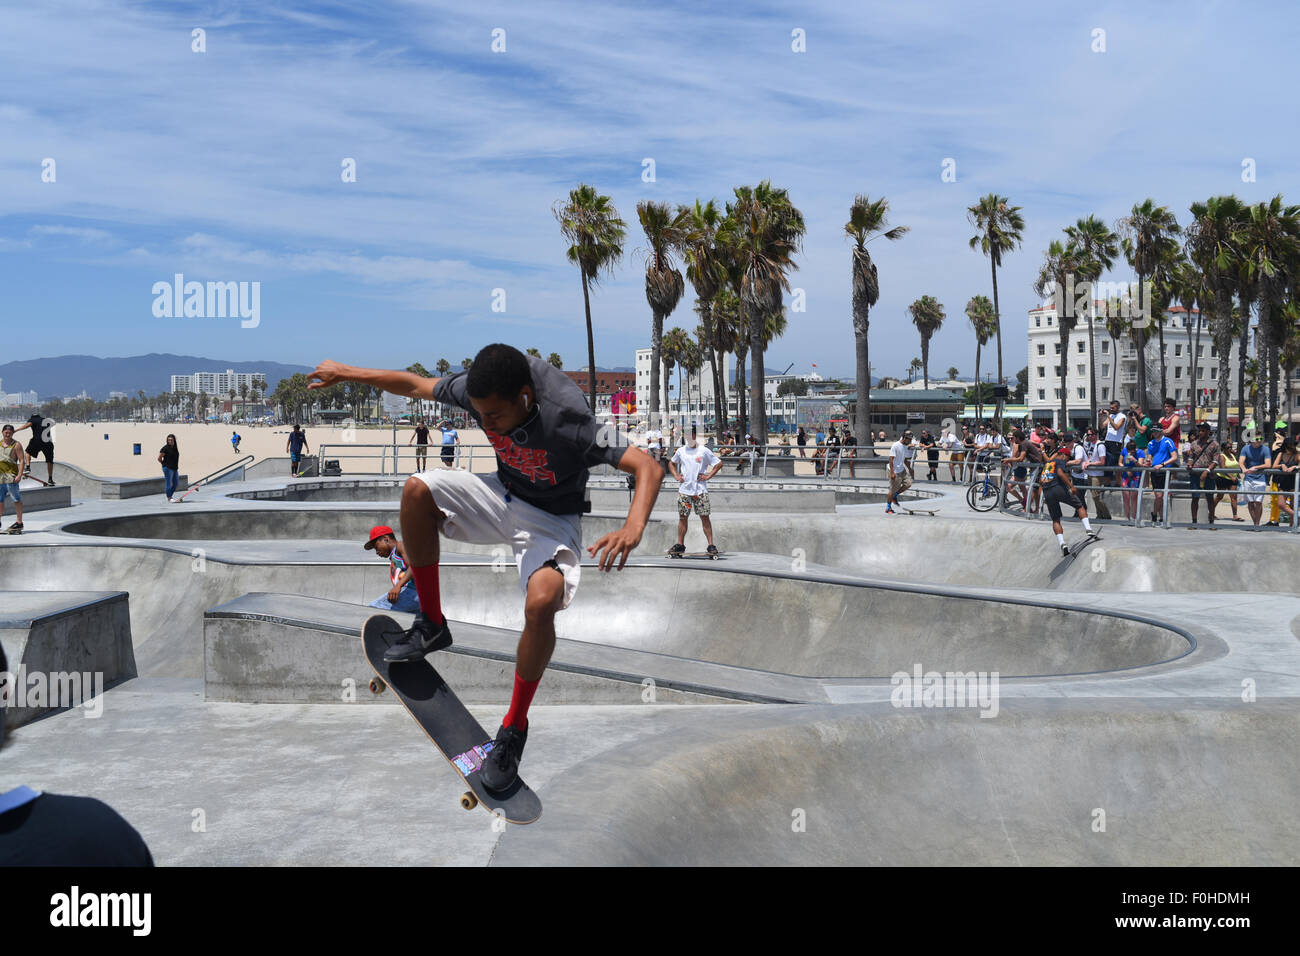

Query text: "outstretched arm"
[588, 446, 663, 572]
[309, 360, 440, 400]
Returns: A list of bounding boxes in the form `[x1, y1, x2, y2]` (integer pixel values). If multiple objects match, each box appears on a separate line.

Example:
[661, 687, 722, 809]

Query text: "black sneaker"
[383, 612, 452, 662]
[480, 722, 528, 793]
[668, 543, 686, 556]
[706, 544, 719, 556]
[1061, 544, 1070, 556]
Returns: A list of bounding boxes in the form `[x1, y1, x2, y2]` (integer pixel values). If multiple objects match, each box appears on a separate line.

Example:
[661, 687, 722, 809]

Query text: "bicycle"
[966, 460, 1003, 512]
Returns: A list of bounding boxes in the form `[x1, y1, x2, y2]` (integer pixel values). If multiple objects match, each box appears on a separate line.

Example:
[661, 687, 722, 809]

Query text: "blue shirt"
[1241, 442, 1269, 470]
[1148, 436, 1177, 468]
[288, 431, 306, 453]
[441, 428, 457, 446]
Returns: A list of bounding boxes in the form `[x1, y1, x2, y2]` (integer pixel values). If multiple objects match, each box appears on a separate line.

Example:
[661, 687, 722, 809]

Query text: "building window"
[1102, 388, 1110, 400]
[1210, 345, 1217, 358]
[1175, 389, 1182, 401]
[1037, 344, 1046, 356]
[1054, 343, 1061, 354]
[1210, 368, 1218, 379]
[1037, 389, 1045, 400]
[1076, 341, 1085, 353]
[1035, 317, 1041, 327]
[1197, 345, 1204, 357]
[1077, 364, 1086, 376]
[1054, 366, 1062, 377]
[1054, 389, 1062, 399]
[1175, 367, 1183, 379]
[1047, 316, 1054, 326]
[1175, 344, 1183, 357]
[1101, 340, 1109, 353]
[1077, 387, 1086, 399]
[1037, 366, 1045, 378]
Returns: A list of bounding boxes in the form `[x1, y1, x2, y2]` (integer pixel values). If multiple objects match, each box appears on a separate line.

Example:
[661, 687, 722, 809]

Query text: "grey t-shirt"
[432, 356, 629, 514]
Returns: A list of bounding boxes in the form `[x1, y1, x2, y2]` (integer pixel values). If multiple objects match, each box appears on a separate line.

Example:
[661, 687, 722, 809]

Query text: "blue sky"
[1, 0, 1297, 385]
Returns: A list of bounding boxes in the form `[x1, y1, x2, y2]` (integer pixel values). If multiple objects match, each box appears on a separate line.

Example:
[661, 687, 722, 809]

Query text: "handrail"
[188, 454, 254, 488]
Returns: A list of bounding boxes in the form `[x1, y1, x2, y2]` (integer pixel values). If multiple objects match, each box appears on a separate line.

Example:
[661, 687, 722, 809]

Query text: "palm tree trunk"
[649, 309, 663, 427]
[1134, 272, 1148, 411]
[1109, 333, 1119, 403]
[992, 260, 1003, 384]
[736, 353, 747, 435]
[974, 342, 982, 422]
[749, 307, 766, 446]
[582, 274, 598, 414]
[1087, 305, 1098, 424]
[1191, 310, 1202, 427]
[921, 335, 930, 390]
[1158, 319, 1167, 401]
[1059, 329, 1069, 430]
[858, 329, 871, 448]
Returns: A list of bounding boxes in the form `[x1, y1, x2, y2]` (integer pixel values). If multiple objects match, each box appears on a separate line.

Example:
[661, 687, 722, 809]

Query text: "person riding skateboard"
[667, 427, 723, 557]
[309, 344, 662, 793]
[1038, 432, 1098, 556]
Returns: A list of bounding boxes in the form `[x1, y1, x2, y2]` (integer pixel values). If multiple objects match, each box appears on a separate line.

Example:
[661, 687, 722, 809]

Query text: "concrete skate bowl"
[634, 512, 1300, 594]
[492, 701, 1300, 866]
[0, 545, 393, 679]
[60, 509, 403, 542]
[432, 563, 1197, 679]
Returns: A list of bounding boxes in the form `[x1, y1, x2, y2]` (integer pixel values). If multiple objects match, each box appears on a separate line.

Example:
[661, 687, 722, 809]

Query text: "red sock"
[503, 673, 540, 731]
[410, 564, 444, 627]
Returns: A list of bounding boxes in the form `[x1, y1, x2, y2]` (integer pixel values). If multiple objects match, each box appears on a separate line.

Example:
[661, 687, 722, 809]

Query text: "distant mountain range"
[0, 353, 314, 401]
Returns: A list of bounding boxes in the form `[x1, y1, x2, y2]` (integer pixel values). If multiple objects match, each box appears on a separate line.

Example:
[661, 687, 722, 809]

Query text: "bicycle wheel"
[967, 476, 1001, 512]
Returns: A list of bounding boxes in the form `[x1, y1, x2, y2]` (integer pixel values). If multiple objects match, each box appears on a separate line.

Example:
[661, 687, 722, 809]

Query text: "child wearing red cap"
[364, 526, 420, 613]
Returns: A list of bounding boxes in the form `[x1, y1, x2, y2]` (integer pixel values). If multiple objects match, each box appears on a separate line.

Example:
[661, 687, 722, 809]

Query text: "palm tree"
[1064, 215, 1120, 423]
[547, 353, 563, 370]
[1118, 199, 1182, 411]
[965, 296, 997, 420]
[908, 357, 922, 383]
[711, 289, 743, 431]
[1103, 301, 1129, 404]
[968, 193, 1025, 388]
[908, 296, 945, 390]
[1187, 195, 1245, 439]
[526, 347, 541, 358]
[636, 201, 689, 428]
[680, 199, 728, 437]
[723, 181, 805, 445]
[1233, 196, 1300, 442]
[554, 184, 627, 413]
[435, 358, 451, 376]
[1280, 310, 1300, 429]
[1036, 240, 1088, 430]
[239, 381, 249, 418]
[847, 195, 909, 443]
[947, 366, 960, 381]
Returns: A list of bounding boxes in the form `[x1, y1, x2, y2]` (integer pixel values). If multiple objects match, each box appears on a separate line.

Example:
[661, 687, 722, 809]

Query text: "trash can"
[133, 443, 141, 455]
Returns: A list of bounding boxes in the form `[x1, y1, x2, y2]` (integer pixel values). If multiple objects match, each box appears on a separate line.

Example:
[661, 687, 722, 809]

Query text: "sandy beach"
[34, 422, 491, 481]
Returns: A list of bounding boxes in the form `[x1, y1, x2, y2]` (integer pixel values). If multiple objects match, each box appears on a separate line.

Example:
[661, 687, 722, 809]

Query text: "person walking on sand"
[0, 424, 29, 534]
[158, 434, 181, 503]
[439, 419, 460, 468]
[309, 343, 662, 794]
[409, 420, 430, 472]
[667, 428, 724, 557]
[286, 424, 310, 477]
[231, 430, 241, 454]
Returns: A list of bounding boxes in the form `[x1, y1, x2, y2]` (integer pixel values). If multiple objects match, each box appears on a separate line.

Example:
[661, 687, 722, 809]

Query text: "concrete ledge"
[0, 591, 137, 730]
[50, 461, 188, 500]
[203, 593, 811, 705]
[2, 483, 72, 513]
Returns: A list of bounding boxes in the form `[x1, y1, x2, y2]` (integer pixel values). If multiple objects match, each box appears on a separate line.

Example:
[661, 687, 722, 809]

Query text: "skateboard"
[1049, 533, 1102, 580]
[362, 614, 542, 825]
[667, 549, 724, 560]
[899, 506, 937, 516]
[19, 471, 52, 487]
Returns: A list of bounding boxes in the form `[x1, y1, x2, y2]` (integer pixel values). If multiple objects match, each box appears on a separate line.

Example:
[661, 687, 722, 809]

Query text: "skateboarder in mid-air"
[1037, 431, 1098, 556]
[309, 344, 663, 793]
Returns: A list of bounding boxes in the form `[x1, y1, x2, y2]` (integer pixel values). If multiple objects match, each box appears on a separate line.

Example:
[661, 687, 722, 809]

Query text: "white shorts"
[414, 468, 583, 608]
[1241, 475, 1267, 505]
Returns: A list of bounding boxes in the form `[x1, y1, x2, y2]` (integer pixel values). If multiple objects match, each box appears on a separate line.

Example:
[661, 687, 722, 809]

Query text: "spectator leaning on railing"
[1215, 441, 1244, 522]
[1184, 422, 1222, 528]
[1082, 427, 1111, 519]
[1272, 435, 1298, 526]
[1144, 426, 1179, 525]
[1238, 433, 1271, 527]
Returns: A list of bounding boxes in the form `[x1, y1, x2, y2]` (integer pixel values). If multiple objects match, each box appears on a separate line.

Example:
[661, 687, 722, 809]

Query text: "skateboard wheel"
[369, 677, 386, 695]
[461, 791, 478, 811]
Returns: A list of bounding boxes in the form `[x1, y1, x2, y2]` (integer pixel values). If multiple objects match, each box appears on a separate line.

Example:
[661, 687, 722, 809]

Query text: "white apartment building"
[635, 347, 810, 429]
[171, 369, 266, 396]
[1027, 304, 1246, 430]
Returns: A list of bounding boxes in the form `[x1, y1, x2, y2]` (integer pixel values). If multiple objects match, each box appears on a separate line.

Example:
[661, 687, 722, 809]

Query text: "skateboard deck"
[362, 614, 542, 825]
[899, 506, 937, 516]
[1049, 533, 1102, 580]
[667, 550, 724, 560]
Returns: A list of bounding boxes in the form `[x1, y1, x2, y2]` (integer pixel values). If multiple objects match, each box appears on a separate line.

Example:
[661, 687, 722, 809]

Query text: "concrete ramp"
[493, 700, 1300, 866]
